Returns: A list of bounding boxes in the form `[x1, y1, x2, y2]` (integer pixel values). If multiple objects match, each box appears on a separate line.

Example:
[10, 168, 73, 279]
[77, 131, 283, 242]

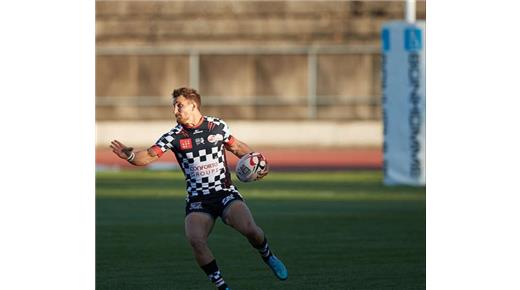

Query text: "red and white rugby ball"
[235, 152, 268, 182]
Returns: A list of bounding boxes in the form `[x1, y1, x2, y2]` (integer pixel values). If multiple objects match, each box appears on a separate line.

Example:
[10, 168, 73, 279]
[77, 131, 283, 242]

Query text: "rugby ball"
[235, 152, 268, 182]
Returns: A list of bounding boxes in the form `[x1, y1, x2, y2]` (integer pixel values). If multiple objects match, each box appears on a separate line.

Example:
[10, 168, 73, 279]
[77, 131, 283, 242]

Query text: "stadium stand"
[96, 1, 425, 121]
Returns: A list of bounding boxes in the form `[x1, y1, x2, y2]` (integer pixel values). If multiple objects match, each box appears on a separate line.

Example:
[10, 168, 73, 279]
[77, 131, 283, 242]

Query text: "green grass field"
[96, 170, 425, 290]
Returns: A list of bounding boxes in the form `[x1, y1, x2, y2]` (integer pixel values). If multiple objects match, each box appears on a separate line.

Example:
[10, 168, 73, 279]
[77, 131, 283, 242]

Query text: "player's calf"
[201, 259, 230, 290]
[252, 236, 273, 262]
[251, 236, 289, 281]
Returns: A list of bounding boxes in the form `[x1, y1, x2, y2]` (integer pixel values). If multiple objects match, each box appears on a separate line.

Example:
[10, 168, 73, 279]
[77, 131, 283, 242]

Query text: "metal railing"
[96, 44, 381, 120]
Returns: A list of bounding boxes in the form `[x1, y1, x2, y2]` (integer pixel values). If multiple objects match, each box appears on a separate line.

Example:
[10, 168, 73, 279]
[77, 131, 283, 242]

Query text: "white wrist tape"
[127, 152, 136, 162]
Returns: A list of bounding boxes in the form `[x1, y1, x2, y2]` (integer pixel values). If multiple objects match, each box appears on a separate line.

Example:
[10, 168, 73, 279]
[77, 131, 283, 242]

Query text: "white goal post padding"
[381, 21, 426, 186]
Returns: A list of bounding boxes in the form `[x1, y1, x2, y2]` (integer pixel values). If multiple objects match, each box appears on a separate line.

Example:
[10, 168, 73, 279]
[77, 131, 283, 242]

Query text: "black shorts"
[185, 190, 244, 220]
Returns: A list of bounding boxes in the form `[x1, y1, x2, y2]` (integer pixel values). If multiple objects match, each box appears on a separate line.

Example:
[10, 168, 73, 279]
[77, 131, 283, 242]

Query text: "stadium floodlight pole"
[307, 49, 318, 119]
[405, 0, 416, 23]
[189, 51, 200, 90]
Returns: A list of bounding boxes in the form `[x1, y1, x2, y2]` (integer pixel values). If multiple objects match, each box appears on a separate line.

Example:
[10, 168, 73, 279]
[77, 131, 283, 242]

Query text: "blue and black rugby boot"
[265, 255, 288, 280]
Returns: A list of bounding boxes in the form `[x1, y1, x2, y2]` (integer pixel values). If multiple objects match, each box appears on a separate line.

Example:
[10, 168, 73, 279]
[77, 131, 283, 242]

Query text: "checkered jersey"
[151, 116, 238, 197]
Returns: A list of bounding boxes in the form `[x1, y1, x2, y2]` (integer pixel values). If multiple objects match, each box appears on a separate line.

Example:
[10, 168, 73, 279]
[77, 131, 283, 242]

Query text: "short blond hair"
[172, 87, 201, 109]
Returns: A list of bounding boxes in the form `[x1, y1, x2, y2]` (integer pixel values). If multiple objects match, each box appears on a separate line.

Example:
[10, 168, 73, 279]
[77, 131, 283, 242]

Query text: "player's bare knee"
[187, 236, 207, 250]
[244, 223, 262, 240]
[189, 239, 207, 251]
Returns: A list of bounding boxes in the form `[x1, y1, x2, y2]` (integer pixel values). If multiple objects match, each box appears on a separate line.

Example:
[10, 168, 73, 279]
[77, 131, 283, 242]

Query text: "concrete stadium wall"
[96, 1, 426, 46]
[96, 120, 382, 148]
[95, 1, 426, 121]
[96, 53, 380, 103]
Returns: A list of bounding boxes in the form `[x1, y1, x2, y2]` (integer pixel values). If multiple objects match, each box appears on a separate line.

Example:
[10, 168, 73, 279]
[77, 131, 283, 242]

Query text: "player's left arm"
[225, 136, 269, 179]
[224, 136, 252, 158]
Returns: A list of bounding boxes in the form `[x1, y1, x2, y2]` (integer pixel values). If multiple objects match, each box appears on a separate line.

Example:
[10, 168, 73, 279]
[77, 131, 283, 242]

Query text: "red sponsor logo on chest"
[179, 138, 193, 150]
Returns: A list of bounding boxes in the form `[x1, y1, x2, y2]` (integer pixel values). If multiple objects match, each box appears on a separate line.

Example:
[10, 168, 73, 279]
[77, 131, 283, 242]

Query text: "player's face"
[173, 96, 195, 124]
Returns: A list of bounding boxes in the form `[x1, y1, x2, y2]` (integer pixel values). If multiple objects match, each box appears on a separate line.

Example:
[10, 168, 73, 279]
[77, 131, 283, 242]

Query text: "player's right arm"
[110, 140, 159, 166]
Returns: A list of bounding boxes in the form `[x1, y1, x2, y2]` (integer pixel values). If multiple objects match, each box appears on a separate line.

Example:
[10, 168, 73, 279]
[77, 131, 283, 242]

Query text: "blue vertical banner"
[381, 21, 426, 186]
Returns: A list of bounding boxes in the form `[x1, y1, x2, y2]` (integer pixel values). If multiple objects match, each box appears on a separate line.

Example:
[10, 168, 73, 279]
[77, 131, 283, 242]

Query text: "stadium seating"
[96, 1, 426, 121]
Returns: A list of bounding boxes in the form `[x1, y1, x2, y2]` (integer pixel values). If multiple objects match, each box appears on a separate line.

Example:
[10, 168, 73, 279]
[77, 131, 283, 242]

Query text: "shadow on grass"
[96, 170, 425, 197]
[96, 171, 425, 290]
[96, 196, 425, 290]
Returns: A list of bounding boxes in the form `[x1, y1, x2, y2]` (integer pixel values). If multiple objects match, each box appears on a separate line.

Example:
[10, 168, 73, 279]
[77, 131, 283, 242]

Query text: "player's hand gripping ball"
[236, 152, 269, 182]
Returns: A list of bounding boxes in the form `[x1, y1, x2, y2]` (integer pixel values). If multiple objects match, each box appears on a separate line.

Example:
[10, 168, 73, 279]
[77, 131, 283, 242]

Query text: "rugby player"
[110, 87, 288, 290]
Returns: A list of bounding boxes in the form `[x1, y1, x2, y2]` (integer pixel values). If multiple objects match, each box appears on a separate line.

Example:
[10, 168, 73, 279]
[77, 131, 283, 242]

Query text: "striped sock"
[255, 237, 273, 262]
[201, 260, 228, 290]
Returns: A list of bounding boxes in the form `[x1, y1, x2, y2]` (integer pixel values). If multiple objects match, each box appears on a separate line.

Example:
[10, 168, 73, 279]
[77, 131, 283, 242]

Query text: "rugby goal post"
[381, 0, 425, 186]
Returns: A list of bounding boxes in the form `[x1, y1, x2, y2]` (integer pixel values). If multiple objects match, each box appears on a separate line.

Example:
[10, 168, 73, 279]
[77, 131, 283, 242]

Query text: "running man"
[110, 87, 288, 290]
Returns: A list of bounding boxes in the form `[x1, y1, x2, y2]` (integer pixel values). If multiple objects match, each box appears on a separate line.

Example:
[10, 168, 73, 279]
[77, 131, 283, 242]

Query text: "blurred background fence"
[95, 0, 425, 165]
[96, 0, 425, 122]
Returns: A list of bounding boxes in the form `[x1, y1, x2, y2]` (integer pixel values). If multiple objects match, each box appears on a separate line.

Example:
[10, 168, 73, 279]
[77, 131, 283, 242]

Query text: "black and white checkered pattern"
[178, 144, 234, 196]
[154, 117, 237, 197]
[206, 116, 232, 142]
[155, 124, 183, 153]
